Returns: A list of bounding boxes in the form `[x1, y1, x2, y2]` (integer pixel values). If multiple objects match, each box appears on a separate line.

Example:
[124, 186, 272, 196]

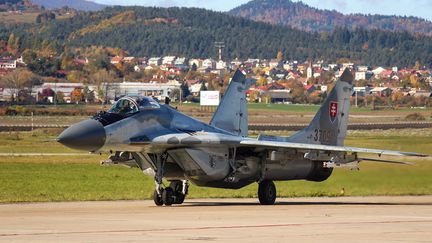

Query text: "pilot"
[118, 100, 133, 115]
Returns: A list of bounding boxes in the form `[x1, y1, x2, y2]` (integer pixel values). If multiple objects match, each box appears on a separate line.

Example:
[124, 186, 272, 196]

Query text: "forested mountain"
[0, 0, 22, 4]
[229, 0, 432, 35]
[30, 0, 106, 11]
[0, 6, 431, 67]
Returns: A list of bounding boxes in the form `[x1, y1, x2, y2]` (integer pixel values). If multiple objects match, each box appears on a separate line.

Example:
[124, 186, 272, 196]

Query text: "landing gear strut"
[258, 180, 276, 205]
[153, 153, 166, 206]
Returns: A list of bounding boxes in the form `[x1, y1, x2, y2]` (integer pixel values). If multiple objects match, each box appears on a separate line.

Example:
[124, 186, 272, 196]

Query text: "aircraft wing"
[239, 140, 427, 157]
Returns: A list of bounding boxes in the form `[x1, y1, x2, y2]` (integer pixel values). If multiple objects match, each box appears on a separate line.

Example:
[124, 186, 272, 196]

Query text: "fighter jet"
[58, 69, 427, 206]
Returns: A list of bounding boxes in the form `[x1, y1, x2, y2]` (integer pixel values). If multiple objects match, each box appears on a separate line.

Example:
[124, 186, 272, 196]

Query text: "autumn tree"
[285, 80, 307, 104]
[36, 11, 56, 24]
[0, 69, 38, 102]
[89, 69, 116, 104]
[60, 47, 74, 70]
[70, 88, 84, 103]
[6, 33, 20, 56]
[413, 60, 421, 70]
[277, 51, 284, 63]
[256, 76, 267, 86]
[169, 88, 181, 102]
[180, 82, 190, 99]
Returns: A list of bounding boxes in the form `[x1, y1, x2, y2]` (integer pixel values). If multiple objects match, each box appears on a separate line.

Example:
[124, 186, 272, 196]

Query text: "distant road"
[1, 122, 431, 131]
[249, 121, 432, 131]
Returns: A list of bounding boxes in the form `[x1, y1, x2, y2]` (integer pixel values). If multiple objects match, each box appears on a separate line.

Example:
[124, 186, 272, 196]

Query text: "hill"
[30, 0, 106, 11]
[1, 6, 431, 67]
[229, 0, 432, 35]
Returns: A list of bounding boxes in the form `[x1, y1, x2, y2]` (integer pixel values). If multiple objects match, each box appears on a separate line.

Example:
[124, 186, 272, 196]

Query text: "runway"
[1, 196, 432, 242]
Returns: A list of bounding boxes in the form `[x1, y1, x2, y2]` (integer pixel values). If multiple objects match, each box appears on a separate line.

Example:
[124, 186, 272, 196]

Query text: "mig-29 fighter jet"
[58, 69, 427, 206]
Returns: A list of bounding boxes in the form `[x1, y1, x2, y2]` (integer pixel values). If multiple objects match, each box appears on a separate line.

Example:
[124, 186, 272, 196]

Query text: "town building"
[0, 59, 17, 69]
[162, 56, 176, 65]
[202, 59, 215, 69]
[371, 87, 392, 97]
[103, 80, 181, 102]
[189, 59, 203, 69]
[355, 72, 366, 81]
[148, 57, 162, 66]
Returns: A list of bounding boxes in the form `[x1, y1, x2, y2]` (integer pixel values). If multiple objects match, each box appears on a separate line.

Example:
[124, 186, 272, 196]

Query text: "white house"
[110, 56, 123, 65]
[371, 87, 392, 97]
[148, 57, 162, 66]
[123, 57, 135, 63]
[328, 64, 338, 71]
[357, 66, 369, 72]
[353, 86, 372, 97]
[190, 83, 203, 96]
[162, 56, 176, 65]
[216, 60, 227, 70]
[189, 59, 203, 69]
[174, 57, 187, 66]
[202, 59, 215, 69]
[230, 58, 242, 67]
[269, 59, 279, 68]
[342, 63, 354, 70]
[372, 67, 386, 76]
[355, 71, 366, 80]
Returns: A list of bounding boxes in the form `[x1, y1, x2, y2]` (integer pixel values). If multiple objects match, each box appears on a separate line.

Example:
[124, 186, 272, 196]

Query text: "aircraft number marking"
[313, 129, 332, 143]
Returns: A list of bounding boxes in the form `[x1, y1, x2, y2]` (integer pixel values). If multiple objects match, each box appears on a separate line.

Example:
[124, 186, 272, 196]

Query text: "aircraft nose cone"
[57, 119, 106, 152]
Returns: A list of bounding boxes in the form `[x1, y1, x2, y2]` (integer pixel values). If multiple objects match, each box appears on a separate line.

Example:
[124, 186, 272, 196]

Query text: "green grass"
[1, 158, 431, 203]
[0, 129, 79, 153]
[0, 129, 431, 203]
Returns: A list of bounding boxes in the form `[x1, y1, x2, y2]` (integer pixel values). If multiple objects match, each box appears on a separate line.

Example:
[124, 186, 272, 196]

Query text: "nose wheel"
[258, 180, 276, 205]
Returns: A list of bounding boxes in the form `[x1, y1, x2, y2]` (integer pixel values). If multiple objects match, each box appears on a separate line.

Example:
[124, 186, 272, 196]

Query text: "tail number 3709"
[313, 129, 332, 143]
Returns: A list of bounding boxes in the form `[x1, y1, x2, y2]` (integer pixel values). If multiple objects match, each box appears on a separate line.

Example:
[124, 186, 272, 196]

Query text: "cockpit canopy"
[108, 96, 160, 116]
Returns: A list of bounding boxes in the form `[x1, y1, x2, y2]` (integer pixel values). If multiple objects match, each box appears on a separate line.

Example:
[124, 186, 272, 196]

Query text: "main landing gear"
[152, 153, 188, 206]
[258, 180, 276, 205]
[153, 180, 188, 206]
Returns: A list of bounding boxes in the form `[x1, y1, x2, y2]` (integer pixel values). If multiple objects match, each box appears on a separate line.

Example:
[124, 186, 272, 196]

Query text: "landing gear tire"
[153, 189, 164, 206]
[170, 181, 186, 204]
[162, 187, 174, 206]
[175, 194, 185, 204]
[258, 180, 276, 205]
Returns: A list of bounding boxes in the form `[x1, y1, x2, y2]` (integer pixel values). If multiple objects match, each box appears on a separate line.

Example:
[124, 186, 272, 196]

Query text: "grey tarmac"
[1, 196, 432, 242]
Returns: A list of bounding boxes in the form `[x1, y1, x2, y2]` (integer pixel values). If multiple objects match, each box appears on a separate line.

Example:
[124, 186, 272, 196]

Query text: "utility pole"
[54, 81, 57, 108]
[214, 42, 225, 61]
[355, 90, 358, 108]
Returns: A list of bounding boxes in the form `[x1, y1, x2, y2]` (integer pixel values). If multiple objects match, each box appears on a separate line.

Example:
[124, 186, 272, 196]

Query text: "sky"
[92, 0, 432, 21]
